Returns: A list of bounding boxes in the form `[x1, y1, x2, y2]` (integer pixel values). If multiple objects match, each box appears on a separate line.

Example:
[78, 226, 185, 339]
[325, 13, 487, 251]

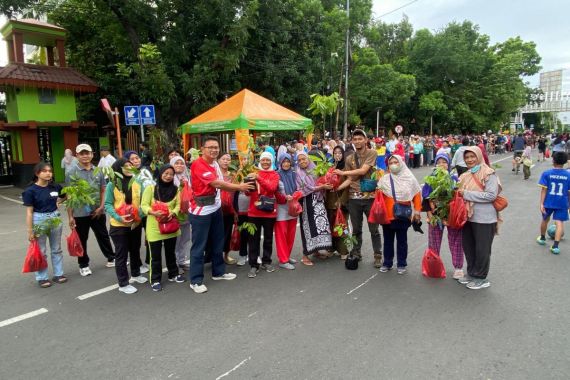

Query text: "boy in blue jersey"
[537, 152, 570, 254]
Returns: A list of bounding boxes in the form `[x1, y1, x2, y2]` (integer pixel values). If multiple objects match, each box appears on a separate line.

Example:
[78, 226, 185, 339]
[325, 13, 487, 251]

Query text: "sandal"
[301, 256, 314, 266]
[38, 280, 52, 288]
[52, 276, 68, 284]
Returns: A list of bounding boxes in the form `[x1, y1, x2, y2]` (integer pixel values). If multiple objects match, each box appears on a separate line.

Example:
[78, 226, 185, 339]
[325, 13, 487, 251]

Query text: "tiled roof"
[0, 63, 98, 92]
[16, 19, 66, 32]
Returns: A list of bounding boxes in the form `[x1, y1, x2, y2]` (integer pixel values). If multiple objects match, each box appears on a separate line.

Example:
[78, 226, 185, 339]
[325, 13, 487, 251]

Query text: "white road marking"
[247, 311, 257, 318]
[0, 195, 23, 204]
[0, 308, 48, 328]
[215, 357, 251, 380]
[346, 273, 378, 295]
[491, 156, 514, 164]
[0, 230, 18, 235]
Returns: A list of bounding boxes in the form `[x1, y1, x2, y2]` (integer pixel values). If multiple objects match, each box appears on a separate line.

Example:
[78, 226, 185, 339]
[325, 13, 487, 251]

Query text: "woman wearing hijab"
[141, 165, 183, 291]
[325, 146, 349, 259]
[457, 146, 500, 290]
[170, 155, 192, 272]
[218, 152, 237, 265]
[377, 155, 422, 274]
[245, 152, 286, 278]
[61, 148, 76, 174]
[104, 159, 147, 294]
[422, 154, 465, 279]
[275, 153, 299, 270]
[296, 151, 333, 266]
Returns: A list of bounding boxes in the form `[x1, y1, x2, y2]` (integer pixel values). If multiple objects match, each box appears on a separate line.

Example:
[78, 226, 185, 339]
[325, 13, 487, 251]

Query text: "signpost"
[395, 124, 403, 135]
[124, 104, 156, 142]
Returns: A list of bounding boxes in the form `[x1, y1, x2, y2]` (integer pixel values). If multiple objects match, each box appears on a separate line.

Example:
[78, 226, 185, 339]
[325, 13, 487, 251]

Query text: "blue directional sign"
[124, 106, 140, 125]
[140, 105, 156, 125]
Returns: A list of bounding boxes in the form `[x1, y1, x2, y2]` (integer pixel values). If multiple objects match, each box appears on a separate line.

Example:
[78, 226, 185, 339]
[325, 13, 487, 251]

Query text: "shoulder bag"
[390, 174, 412, 221]
[156, 188, 180, 234]
[354, 152, 377, 192]
[471, 174, 508, 212]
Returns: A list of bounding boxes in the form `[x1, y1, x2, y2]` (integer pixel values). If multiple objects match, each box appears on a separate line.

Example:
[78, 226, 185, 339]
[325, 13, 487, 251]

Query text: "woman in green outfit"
[141, 164, 183, 292]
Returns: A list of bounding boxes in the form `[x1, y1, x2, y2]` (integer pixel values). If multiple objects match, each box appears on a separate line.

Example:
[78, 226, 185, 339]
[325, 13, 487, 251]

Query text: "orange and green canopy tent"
[179, 89, 312, 134]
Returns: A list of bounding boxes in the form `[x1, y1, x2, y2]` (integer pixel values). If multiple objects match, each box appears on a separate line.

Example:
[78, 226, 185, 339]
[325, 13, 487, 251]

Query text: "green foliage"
[342, 234, 358, 252]
[308, 92, 343, 135]
[61, 175, 98, 210]
[238, 221, 257, 236]
[309, 151, 333, 177]
[33, 216, 62, 237]
[423, 167, 455, 226]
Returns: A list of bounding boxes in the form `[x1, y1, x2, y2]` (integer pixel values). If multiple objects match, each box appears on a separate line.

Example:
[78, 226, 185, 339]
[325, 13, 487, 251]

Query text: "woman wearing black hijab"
[325, 146, 350, 259]
[141, 165, 183, 292]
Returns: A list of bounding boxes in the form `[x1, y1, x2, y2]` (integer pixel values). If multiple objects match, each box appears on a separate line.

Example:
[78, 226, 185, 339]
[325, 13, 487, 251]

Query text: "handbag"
[255, 195, 276, 212]
[389, 175, 412, 221]
[156, 188, 180, 234]
[353, 152, 377, 192]
[471, 174, 508, 212]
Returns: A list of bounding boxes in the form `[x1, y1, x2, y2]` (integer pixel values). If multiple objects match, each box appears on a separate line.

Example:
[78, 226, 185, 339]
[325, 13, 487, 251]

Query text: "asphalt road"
[1, 152, 569, 380]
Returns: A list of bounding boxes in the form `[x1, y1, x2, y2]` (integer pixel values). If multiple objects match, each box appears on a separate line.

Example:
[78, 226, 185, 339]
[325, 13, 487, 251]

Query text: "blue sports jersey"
[538, 168, 570, 209]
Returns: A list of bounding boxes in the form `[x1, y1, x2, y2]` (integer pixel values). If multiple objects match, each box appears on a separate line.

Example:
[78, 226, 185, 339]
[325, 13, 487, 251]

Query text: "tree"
[419, 91, 447, 134]
[307, 92, 343, 137]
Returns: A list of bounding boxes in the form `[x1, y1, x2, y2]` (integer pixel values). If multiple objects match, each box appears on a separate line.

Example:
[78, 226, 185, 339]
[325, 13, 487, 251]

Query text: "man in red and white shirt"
[188, 136, 254, 294]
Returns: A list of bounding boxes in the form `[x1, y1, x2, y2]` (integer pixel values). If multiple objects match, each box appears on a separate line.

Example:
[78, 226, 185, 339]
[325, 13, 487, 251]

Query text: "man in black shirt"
[139, 142, 153, 170]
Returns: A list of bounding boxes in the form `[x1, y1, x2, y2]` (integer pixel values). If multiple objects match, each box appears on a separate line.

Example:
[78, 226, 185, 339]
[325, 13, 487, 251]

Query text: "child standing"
[22, 162, 67, 288]
[537, 152, 570, 254]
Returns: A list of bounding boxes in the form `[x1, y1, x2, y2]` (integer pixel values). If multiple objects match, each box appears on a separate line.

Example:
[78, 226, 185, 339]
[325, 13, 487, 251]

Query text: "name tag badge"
[50, 191, 59, 197]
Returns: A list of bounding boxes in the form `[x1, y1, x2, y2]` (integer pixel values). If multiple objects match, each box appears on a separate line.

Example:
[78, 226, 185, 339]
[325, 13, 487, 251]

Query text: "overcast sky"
[372, 0, 570, 86]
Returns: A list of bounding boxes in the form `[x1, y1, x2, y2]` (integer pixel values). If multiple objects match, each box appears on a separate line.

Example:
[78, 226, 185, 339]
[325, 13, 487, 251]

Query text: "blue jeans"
[381, 219, 411, 268]
[33, 212, 64, 281]
[189, 209, 226, 285]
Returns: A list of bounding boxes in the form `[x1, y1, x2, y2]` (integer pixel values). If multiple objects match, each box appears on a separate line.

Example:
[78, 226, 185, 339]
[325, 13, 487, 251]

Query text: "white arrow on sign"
[127, 108, 137, 118]
[142, 107, 151, 118]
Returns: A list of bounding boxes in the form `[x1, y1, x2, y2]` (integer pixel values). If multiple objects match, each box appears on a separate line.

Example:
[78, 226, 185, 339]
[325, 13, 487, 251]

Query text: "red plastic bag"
[368, 191, 390, 225]
[332, 208, 348, 237]
[230, 221, 240, 251]
[316, 168, 341, 189]
[116, 203, 141, 223]
[421, 248, 446, 278]
[180, 180, 193, 214]
[448, 191, 467, 229]
[545, 148, 550, 159]
[152, 201, 170, 222]
[221, 190, 235, 215]
[22, 240, 48, 273]
[67, 228, 84, 257]
[288, 191, 303, 217]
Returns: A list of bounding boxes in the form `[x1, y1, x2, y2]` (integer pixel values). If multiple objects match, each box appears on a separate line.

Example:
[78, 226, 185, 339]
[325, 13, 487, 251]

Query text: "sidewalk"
[0, 185, 23, 203]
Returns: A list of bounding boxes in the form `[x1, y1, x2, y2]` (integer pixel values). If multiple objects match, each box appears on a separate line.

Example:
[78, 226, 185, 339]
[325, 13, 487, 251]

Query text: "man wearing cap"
[66, 144, 116, 276]
[334, 129, 383, 267]
[97, 146, 116, 168]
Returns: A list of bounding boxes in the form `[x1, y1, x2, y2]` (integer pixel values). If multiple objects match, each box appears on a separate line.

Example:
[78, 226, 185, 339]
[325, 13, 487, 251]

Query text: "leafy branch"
[33, 217, 62, 237]
[309, 151, 333, 177]
[238, 222, 257, 235]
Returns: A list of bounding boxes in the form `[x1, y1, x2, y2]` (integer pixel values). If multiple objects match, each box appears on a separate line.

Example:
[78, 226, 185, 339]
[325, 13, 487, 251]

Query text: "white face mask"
[389, 164, 401, 174]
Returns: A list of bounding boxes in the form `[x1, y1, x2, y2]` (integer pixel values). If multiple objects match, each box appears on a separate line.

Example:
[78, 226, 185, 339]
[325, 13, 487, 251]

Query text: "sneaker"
[550, 246, 561, 254]
[105, 260, 115, 268]
[151, 282, 162, 292]
[288, 258, 298, 264]
[248, 267, 259, 278]
[237, 256, 247, 266]
[190, 283, 208, 294]
[168, 275, 185, 283]
[261, 264, 276, 273]
[536, 236, 546, 246]
[131, 275, 148, 284]
[213, 273, 237, 281]
[452, 269, 464, 280]
[379, 265, 391, 273]
[38, 279, 52, 288]
[466, 279, 491, 290]
[139, 265, 150, 274]
[79, 267, 92, 277]
[119, 284, 138, 294]
[52, 275, 68, 284]
[279, 262, 295, 270]
[457, 275, 472, 284]
[397, 267, 407, 275]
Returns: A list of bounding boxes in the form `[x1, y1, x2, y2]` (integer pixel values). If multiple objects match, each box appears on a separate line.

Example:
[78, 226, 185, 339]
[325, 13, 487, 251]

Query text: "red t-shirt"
[190, 157, 222, 215]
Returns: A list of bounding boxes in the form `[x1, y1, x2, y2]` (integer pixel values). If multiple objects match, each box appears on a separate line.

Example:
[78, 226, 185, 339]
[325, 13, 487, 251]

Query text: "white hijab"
[378, 155, 421, 202]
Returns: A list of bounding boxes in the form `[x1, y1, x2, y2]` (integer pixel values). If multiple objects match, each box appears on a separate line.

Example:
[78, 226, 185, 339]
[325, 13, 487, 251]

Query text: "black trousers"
[149, 237, 179, 283]
[223, 213, 234, 253]
[74, 214, 115, 268]
[462, 222, 496, 279]
[248, 217, 275, 268]
[348, 198, 382, 256]
[237, 214, 249, 257]
[109, 225, 142, 287]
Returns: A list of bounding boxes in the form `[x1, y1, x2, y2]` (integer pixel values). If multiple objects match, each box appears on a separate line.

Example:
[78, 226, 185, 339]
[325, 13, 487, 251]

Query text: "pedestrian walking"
[536, 152, 570, 254]
[22, 162, 66, 288]
[104, 159, 147, 294]
[141, 165, 184, 292]
[66, 144, 115, 276]
[377, 155, 422, 274]
[457, 146, 501, 290]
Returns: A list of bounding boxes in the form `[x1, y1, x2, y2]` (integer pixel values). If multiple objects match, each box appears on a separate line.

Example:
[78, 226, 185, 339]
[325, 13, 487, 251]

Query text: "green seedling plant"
[61, 175, 98, 210]
[309, 151, 333, 177]
[238, 221, 257, 236]
[32, 217, 62, 237]
[423, 167, 456, 227]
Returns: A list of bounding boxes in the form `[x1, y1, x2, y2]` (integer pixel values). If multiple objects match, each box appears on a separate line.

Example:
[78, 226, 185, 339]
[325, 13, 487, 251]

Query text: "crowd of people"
[25, 128, 569, 294]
